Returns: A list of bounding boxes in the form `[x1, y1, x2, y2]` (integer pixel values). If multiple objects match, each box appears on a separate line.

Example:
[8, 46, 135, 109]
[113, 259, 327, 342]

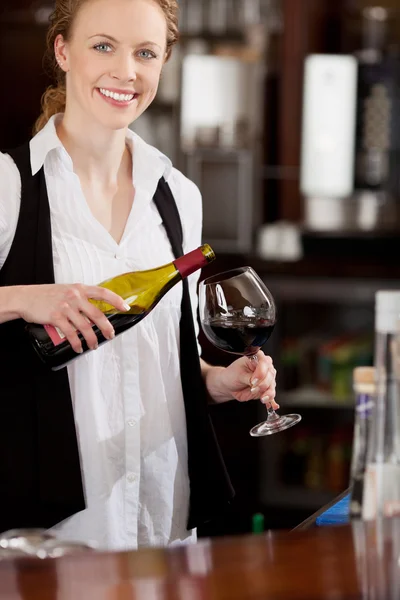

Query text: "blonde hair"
[34, 0, 179, 134]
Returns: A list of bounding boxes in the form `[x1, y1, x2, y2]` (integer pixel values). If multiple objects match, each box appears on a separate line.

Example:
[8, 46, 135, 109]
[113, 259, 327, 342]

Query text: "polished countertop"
[1, 518, 399, 599]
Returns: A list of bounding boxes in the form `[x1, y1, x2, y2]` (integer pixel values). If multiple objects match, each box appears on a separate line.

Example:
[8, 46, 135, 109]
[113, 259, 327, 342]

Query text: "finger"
[259, 352, 275, 375]
[261, 395, 280, 410]
[245, 355, 258, 377]
[260, 376, 276, 395]
[66, 307, 99, 350]
[260, 377, 277, 403]
[80, 301, 116, 341]
[251, 377, 276, 401]
[250, 352, 273, 385]
[85, 286, 130, 312]
[257, 370, 275, 397]
[256, 350, 274, 365]
[53, 317, 83, 354]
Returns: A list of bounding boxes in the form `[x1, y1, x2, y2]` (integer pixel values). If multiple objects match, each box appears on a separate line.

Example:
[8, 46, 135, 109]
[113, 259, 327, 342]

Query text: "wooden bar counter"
[1, 518, 399, 599]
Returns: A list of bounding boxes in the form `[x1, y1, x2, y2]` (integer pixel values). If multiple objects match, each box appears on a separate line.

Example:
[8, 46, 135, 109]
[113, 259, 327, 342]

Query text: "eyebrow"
[89, 34, 162, 50]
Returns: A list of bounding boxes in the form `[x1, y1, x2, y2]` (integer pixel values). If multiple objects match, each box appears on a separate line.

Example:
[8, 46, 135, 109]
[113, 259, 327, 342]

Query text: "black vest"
[0, 143, 234, 533]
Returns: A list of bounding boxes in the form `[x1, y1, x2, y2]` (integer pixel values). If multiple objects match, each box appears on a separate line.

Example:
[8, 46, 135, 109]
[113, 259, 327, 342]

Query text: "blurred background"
[2, 0, 400, 537]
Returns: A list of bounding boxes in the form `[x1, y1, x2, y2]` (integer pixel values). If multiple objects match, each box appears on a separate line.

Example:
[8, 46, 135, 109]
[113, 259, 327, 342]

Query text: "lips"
[96, 87, 140, 110]
[98, 87, 138, 102]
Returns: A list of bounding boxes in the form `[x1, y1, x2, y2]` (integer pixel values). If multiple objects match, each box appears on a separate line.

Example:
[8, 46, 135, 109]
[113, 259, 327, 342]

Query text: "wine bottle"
[26, 244, 215, 371]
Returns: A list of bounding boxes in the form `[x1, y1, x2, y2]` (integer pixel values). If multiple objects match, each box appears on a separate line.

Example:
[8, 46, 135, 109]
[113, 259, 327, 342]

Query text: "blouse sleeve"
[167, 168, 203, 355]
[0, 152, 21, 270]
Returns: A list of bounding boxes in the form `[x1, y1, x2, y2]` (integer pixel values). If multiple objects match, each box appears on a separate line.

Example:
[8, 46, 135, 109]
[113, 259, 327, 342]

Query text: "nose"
[110, 53, 137, 83]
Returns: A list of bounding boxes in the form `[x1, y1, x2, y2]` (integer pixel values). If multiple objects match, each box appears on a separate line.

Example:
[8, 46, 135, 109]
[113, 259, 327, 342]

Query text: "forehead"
[73, 0, 167, 43]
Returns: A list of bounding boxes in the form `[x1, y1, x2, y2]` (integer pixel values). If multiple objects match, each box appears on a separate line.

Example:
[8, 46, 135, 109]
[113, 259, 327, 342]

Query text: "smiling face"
[55, 0, 167, 131]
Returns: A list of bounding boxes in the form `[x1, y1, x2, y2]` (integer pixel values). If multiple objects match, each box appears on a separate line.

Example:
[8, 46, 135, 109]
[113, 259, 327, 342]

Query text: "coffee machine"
[300, 6, 400, 234]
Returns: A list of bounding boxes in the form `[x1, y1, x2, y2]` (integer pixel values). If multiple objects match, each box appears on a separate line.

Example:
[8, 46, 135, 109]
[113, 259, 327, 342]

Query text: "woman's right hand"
[14, 283, 130, 353]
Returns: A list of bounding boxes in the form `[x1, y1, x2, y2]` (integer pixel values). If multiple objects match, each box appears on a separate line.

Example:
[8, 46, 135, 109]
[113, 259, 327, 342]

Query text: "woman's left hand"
[203, 351, 278, 409]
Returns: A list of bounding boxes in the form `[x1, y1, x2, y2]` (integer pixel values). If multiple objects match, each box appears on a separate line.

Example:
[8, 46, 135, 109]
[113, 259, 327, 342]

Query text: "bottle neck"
[174, 247, 212, 279]
[355, 392, 374, 418]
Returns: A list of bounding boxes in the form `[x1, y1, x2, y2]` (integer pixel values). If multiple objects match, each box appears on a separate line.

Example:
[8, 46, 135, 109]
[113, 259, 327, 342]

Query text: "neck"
[56, 111, 130, 187]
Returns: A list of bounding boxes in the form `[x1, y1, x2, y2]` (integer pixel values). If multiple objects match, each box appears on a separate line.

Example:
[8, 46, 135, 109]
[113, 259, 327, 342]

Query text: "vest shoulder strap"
[152, 177, 184, 258]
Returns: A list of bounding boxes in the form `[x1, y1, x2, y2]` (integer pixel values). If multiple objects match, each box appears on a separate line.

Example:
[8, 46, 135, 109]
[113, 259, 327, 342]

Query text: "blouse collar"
[29, 114, 173, 182]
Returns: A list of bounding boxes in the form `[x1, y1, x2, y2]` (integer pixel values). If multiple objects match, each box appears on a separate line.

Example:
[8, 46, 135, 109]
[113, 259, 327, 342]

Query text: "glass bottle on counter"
[349, 366, 376, 518]
[362, 291, 400, 521]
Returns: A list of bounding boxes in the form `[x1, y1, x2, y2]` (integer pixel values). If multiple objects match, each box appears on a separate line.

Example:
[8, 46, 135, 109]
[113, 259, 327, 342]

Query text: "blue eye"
[94, 43, 113, 53]
[138, 49, 157, 60]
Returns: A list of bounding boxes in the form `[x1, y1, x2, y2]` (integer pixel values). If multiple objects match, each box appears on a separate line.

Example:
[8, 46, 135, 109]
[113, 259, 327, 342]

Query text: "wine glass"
[199, 267, 301, 436]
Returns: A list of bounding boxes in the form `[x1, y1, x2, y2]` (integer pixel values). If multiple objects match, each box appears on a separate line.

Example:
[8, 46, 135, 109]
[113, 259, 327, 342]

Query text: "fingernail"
[251, 386, 260, 395]
[251, 378, 259, 387]
[108, 330, 115, 340]
[123, 303, 130, 311]
[76, 347, 83, 354]
[92, 344, 98, 351]
[261, 396, 270, 404]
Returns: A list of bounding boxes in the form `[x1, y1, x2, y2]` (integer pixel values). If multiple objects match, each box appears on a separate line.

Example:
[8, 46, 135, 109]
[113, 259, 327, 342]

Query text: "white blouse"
[0, 115, 203, 550]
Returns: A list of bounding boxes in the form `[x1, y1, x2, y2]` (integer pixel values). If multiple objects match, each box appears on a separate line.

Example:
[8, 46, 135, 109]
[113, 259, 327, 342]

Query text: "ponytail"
[34, 84, 67, 134]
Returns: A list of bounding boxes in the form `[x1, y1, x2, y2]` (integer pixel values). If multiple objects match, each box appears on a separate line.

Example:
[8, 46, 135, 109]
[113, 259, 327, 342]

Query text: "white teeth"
[99, 88, 134, 102]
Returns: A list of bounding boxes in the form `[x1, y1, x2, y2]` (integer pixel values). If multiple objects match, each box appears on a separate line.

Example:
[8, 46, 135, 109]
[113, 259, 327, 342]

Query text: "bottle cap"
[174, 245, 216, 279]
[353, 366, 375, 386]
[201, 243, 216, 263]
[353, 366, 376, 395]
[375, 290, 400, 333]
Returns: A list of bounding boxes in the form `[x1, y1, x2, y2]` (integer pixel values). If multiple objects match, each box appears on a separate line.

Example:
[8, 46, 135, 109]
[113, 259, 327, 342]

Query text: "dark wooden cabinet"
[273, 0, 346, 223]
[0, 3, 50, 148]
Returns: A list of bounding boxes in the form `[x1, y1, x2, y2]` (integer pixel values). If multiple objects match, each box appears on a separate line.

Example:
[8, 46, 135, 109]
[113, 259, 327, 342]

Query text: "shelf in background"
[279, 386, 354, 410]
[209, 253, 400, 282]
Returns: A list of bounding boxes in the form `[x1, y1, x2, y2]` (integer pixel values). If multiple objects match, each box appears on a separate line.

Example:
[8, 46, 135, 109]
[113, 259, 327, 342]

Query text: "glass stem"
[267, 406, 279, 421]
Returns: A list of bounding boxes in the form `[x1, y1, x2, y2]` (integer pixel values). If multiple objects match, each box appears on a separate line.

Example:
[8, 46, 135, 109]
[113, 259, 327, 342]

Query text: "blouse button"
[114, 253, 123, 260]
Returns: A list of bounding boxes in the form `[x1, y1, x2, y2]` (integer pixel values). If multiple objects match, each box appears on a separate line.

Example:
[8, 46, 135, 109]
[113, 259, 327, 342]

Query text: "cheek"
[144, 66, 162, 93]
[70, 52, 102, 85]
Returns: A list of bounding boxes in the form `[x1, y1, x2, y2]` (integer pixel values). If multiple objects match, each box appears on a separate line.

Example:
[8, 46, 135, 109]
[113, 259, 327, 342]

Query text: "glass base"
[249, 413, 302, 437]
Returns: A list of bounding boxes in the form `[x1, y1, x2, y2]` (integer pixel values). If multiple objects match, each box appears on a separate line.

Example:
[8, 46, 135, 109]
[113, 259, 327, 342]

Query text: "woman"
[0, 0, 277, 550]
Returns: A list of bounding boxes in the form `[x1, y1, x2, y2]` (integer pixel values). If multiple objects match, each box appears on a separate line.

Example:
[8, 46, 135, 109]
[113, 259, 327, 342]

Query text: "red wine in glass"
[199, 267, 301, 436]
[202, 317, 275, 356]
